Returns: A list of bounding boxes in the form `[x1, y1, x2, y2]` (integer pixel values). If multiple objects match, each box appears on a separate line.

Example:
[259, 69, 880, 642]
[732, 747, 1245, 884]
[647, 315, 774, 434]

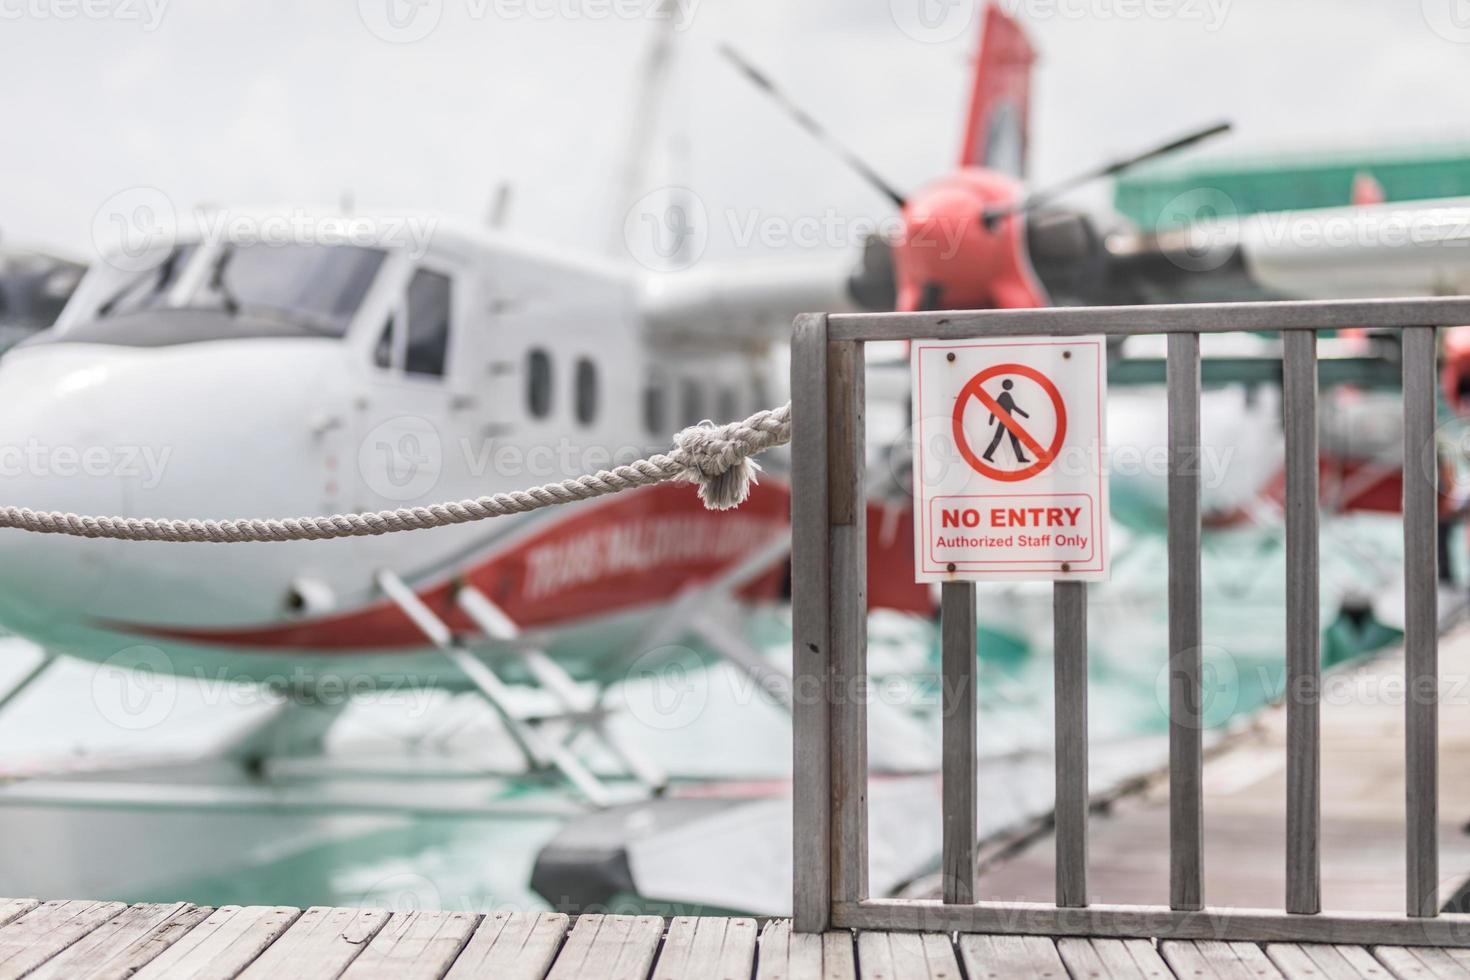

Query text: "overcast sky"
[4, 0, 1470, 266]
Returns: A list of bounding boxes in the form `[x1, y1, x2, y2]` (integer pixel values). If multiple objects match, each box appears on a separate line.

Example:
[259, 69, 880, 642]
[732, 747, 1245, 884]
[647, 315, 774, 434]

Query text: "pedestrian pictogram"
[983, 381, 1031, 463]
[911, 338, 1109, 584]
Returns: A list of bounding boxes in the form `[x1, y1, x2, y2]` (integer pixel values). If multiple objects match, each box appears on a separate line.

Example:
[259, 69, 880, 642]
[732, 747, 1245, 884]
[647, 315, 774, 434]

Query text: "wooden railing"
[789, 298, 1470, 945]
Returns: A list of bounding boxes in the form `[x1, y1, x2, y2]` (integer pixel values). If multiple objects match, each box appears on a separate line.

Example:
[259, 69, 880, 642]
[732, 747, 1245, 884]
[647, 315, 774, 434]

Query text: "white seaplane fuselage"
[0, 212, 857, 691]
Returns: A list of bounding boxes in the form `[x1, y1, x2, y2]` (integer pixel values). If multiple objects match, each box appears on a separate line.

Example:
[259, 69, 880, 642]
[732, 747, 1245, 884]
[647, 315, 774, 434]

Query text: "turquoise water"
[966, 514, 1408, 747]
[0, 512, 1416, 912]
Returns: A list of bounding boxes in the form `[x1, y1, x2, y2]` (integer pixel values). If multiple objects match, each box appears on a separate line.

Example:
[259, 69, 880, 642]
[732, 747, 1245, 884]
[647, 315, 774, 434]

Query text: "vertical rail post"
[791, 313, 832, 932]
[941, 582, 978, 905]
[1283, 330, 1321, 915]
[1054, 581, 1089, 908]
[1403, 324, 1440, 918]
[828, 339, 869, 909]
[1167, 331, 1205, 912]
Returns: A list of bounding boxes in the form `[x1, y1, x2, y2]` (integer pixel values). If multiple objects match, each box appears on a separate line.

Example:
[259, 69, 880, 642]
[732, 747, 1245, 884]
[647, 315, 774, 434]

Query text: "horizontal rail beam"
[826, 297, 1470, 342]
[835, 901, 1470, 947]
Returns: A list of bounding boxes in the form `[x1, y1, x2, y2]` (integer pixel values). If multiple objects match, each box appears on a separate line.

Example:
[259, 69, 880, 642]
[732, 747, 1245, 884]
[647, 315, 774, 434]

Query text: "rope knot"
[672, 404, 792, 511]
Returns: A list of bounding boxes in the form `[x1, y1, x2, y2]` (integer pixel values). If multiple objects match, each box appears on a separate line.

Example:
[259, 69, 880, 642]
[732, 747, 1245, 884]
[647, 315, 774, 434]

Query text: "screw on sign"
[951, 364, 1067, 482]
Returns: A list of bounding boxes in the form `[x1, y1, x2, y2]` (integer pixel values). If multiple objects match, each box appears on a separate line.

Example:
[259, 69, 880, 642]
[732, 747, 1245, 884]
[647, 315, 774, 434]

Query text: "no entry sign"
[911, 337, 1109, 583]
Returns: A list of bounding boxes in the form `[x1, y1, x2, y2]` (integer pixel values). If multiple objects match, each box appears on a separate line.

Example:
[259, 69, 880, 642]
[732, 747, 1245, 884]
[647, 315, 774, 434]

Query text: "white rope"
[0, 404, 793, 544]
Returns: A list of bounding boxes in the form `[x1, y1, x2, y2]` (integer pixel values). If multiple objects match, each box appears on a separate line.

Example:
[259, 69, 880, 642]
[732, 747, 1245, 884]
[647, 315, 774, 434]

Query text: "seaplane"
[3, 0, 1470, 914]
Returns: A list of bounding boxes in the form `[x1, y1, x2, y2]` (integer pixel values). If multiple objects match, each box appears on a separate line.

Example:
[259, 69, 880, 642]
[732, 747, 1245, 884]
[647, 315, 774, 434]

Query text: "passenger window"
[527, 349, 552, 418]
[681, 378, 704, 427]
[373, 317, 393, 369]
[643, 378, 666, 435]
[574, 358, 598, 426]
[404, 270, 451, 377]
[752, 376, 771, 417]
[717, 387, 738, 422]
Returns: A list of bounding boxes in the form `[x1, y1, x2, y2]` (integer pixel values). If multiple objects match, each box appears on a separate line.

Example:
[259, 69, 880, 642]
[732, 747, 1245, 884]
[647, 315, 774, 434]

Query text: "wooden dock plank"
[339, 910, 477, 980]
[753, 921, 855, 980]
[1374, 947, 1431, 979]
[1376, 946, 1470, 979]
[957, 935, 1066, 979]
[820, 932, 857, 980]
[442, 910, 568, 980]
[543, 914, 662, 980]
[652, 916, 756, 980]
[25, 902, 211, 980]
[1266, 944, 1389, 979]
[1102, 939, 1174, 979]
[13, 907, 1470, 979]
[235, 906, 388, 980]
[131, 906, 301, 980]
[856, 931, 959, 980]
[978, 624, 1470, 914]
[1162, 940, 1285, 979]
[0, 903, 37, 931]
[753, 920, 792, 980]
[1224, 941, 1287, 979]
[1059, 938, 1172, 978]
[0, 899, 128, 980]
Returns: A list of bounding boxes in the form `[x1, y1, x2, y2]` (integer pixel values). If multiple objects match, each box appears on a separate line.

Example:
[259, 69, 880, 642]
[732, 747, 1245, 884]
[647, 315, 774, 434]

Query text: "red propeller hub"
[893, 168, 1048, 312]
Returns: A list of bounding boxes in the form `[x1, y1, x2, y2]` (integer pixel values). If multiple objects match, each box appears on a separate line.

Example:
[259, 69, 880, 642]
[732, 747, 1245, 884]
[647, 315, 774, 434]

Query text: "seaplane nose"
[0, 347, 131, 630]
[0, 338, 351, 636]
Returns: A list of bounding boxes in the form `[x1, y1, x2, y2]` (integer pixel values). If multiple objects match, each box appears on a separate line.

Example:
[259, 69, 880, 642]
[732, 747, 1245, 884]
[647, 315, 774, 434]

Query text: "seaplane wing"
[1099, 197, 1470, 306]
[639, 253, 858, 347]
[1235, 197, 1470, 299]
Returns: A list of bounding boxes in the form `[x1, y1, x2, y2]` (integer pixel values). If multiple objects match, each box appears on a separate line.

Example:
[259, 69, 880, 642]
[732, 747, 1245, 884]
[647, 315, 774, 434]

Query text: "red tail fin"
[959, 4, 1036, 178]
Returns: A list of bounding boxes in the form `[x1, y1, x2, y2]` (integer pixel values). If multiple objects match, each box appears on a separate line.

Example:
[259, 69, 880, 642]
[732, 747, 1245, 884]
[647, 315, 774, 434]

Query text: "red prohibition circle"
[952, 363, 1067, 482]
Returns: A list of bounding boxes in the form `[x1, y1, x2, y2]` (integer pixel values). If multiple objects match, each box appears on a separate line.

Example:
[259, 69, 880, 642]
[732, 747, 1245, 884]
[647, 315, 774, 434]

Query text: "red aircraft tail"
[958, 4, 1037, 178]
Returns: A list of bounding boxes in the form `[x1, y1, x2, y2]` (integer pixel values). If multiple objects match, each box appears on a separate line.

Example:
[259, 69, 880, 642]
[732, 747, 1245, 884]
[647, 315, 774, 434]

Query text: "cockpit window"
[56, 243, 388, 348]
[97, 244, 197, 320]
[197, 243, 386, 337]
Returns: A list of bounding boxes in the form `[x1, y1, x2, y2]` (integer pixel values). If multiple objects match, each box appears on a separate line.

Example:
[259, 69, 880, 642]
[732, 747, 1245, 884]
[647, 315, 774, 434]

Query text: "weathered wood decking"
[975, 619, 1470, 914]
[1, 902, 1469, 979]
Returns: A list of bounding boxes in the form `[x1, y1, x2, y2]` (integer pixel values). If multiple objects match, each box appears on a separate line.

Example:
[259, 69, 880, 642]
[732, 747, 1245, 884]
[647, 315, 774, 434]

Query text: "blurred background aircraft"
[4, 0, 1470, 918]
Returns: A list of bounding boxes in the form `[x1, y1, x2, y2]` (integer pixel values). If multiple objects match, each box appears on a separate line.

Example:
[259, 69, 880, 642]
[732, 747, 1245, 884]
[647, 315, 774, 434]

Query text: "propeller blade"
[719, 44, 908, 209]
[991, 120, 1233, 224]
